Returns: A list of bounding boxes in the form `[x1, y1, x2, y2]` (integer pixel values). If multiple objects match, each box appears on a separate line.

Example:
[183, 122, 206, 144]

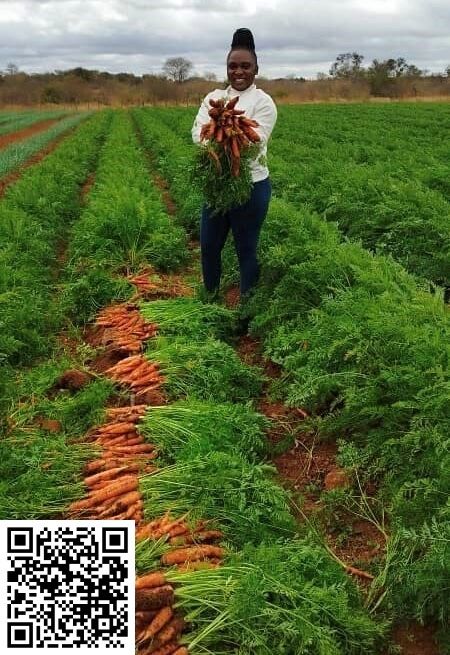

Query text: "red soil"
[383, 623, 441, 655]
[0, 118, 60, 150]
[0, 130, 72, 198]
[81, 171, 95, 201]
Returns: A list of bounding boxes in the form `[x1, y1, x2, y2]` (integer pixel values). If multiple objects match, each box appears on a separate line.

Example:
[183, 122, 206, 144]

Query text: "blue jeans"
[200, 177, 272, 295]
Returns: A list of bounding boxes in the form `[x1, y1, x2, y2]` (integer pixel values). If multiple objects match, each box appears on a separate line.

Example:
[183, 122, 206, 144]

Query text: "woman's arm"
[192, 94, 212, 144]
[252, 95, 277, 144]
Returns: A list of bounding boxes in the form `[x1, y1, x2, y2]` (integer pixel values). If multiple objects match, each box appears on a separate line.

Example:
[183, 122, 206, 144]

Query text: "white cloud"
[0, 0, 449, 76]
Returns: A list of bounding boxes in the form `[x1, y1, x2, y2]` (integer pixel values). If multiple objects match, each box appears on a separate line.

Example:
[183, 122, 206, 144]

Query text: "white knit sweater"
[191, 83, 277, 183]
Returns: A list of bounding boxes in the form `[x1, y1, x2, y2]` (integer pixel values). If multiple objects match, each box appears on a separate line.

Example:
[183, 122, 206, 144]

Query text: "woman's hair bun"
[231, 28, 255, 51]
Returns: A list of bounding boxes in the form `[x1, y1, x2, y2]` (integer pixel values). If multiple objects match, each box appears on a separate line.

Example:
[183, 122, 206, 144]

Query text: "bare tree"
[203, 71, 217, 81]
[162, 57, 193, 83]
[330, 52, 364, 79]
[5, 62, 19, 75]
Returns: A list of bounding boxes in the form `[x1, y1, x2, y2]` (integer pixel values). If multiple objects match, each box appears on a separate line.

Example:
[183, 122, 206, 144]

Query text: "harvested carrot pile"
[67, 402, 157, 521]
[95, 303, 158, 353]
[135, 572, 186, 654]
[200, 96, 260, 177]
[128, 270, 193, 300]
[136, 513, 225, 574]
[105, 354, 163, 397]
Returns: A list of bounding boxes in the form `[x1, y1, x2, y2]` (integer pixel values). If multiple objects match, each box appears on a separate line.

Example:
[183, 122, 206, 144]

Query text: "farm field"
[0, 104, 448, 654]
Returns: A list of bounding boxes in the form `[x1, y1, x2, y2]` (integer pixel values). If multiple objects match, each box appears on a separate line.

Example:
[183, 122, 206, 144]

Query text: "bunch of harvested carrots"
[95, 303, 157, 353]
[128, 270, 192, 301]
[105, 354, 163, 397]
[68, 405, 156, 521]
[200, 96, 260, 177]
[136, 572, 186, 655]
[70, 295, 229, 654]
[136, 513, 224, 568]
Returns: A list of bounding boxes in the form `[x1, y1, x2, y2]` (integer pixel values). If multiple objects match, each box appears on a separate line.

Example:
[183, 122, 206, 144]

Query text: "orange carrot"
[105, 358, 140, 376]
[97, 491, 141, 518]
[136, 383, 162, 396]
[84, 459, 107, 475]
[106, 405, 147, 419]
[108, 444, 154, 454]
[172, 648, 189, 655]
[185, 530, 223, 544]
[140, 606, 173, 641]
[136, 571, 167, 590]
[170, 530, 223, 546]
[166, 524, 188, 539]
[97, 422, 136, 435]
[162, 546, 224, 566]
[231, 135, 240, 158]
[176, 560, 219, 573]
[130, 372, 161, 387]
[84, 467, 128, 487]
[88, 477, 138, 504]
[151, 617, 184, 648]
[136, 585, 174, 611]
[136, 519, 163, 541]
[345, 565, 375, 581]
[144, 643, 179, 655]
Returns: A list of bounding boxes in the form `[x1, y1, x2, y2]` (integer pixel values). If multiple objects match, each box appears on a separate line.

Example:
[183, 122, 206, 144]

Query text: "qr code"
[0, 521, 135, 654]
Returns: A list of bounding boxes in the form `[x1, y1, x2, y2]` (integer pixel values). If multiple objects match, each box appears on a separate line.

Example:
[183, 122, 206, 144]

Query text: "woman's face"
[227, 49, 258, 91]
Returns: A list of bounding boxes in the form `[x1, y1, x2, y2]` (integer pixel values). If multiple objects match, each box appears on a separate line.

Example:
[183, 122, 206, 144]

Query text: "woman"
[192, 28, 277, 301]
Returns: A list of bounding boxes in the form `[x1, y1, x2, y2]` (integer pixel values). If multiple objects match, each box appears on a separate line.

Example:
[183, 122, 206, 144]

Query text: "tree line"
[0, 54, 449, 106]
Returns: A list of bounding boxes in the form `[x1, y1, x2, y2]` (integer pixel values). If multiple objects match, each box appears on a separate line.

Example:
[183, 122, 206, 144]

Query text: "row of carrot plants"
[132, 107, 449, 649]
[63, 110, 189, 323]
[0, 110, 111, 422]
[145, 104, 450, 289]
[0, 108, 385, 652]
[0, 109, 69, 136]
[61, 291, 385, 653]
[0, 112, 90, 178]
[1, 109, 190, 520]
[130, 299, 385, 653]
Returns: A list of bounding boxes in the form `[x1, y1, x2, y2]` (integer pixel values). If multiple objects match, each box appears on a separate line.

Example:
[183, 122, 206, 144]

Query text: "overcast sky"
[1, 0, 449, 78]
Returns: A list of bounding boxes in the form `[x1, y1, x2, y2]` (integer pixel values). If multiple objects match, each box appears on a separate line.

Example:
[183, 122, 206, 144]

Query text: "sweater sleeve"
[192, 93, 212, 144]
[252, 94, 277, 144]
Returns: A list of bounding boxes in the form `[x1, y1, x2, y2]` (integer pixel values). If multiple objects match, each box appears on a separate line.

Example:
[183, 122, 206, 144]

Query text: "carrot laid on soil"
[97, 422, 137, 435]
[84, 466, 130, 487]
[136, 586, 174, 611]
[109, 444, 155, 454]
[170, 529, 223, 546]
[140, 606, 173, 642]
[97, 490, 141, 518]
[161, 546, 224, 566]
[345, 565, 375, 580]
[82, 477, 139, 507]
[151, 617, 185, 649]
[136, 610, 158, 626]
[172, 648, 189, 655]
[176, 560, 220, 573]
[142, 643, 179, 655]
[136, 571, 167, 590]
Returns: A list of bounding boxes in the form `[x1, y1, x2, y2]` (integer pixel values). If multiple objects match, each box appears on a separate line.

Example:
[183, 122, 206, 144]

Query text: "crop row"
[145, 104, 450, 289]
[0, 111, 111, 420]
[0, 109, 69, 137]
[0, 112, 90, 178]
[132, 107, 449, 640]
[0, 108, 191, 524]
[63, 110, 189, 323]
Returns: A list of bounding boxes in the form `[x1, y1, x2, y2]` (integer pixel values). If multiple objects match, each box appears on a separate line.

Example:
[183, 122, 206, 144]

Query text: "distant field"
[0, 109, 69, 137]
[0, 112, 89, 179]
